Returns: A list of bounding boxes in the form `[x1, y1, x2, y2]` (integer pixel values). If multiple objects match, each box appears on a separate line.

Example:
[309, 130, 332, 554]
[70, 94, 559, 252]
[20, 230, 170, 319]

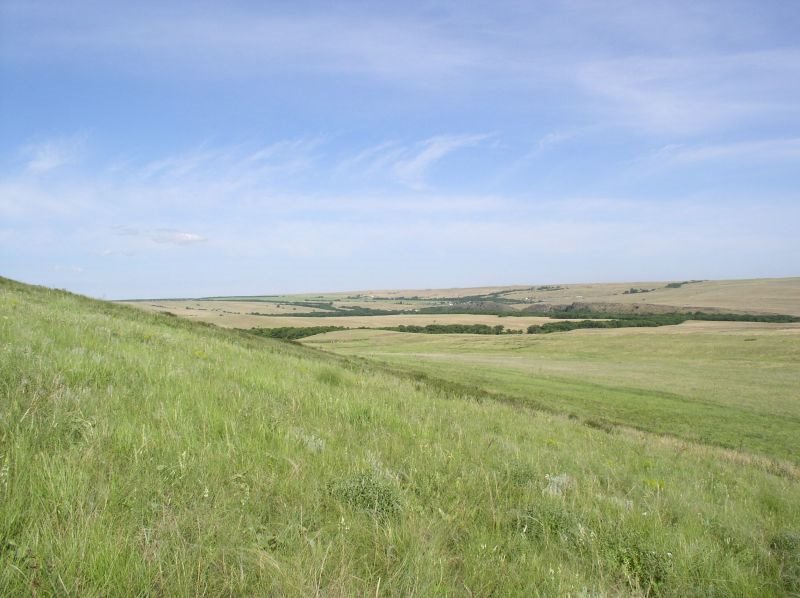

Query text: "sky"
[1, 0, 799, 298]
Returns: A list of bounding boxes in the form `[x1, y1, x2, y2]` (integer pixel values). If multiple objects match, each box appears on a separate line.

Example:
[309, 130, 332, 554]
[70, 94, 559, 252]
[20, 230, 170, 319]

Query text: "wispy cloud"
[576, 50, 800, 134]
[337, 134, 491, 190]
[334, 142, 407, 179]
[3, 134, 507, 229]
[3, 4, 489, 88]
[137, 138, 322, 186]
[151, 230, 206, 245]
[649, 138, 800, 165]
[4, 0, 800, 298]
[97, 249, 135, 257]
[112, 226, 206, 245]
[21, 134, 86, 173]
[392, 134, 489, 189]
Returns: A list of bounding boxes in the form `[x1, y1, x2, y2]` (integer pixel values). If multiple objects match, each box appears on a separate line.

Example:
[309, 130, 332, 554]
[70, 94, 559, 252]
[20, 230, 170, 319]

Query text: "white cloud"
[3, 135, 507, 230]
[3, 131, 798, 297]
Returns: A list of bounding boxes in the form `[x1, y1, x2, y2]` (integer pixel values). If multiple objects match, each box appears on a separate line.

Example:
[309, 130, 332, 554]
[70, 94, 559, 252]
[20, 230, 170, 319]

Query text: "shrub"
[329, 472, 401, 518]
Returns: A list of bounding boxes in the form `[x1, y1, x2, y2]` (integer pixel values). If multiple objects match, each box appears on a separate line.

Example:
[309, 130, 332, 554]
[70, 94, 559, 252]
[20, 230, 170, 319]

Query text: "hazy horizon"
[10, 274, 793, 302]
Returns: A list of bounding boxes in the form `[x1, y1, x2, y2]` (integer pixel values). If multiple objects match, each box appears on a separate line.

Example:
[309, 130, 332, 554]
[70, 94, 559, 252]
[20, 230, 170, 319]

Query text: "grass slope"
[304, 326, 800, 464]
[2, 278, 800, 595]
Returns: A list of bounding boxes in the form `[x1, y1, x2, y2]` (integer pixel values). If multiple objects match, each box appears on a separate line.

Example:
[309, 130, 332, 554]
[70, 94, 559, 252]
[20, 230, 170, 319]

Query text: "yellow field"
[351, 285, 531, 299]
[119, 303, 571, 331]
[497, 277, 800, 315]
[119, 299, 329, 323]
[288, 277, 800, 315]
[121, 277, 800, 329]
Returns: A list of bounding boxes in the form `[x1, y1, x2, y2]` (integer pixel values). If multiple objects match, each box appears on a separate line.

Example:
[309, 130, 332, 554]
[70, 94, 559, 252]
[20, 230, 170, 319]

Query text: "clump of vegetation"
[384, 324, 520, 335]
[328, 472, 401, 518]
[249, 325, 348, 339]
[688, 312, 800, 323]
[528, 311, 800, 334]
[770, 530, 800, 593]
[665, 280, 705, 289]
[529, 320, 615, 334]
[623, 287, 654, 294]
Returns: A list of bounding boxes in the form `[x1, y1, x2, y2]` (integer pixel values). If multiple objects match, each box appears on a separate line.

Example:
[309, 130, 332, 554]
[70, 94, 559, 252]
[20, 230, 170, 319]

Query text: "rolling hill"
[2, 276, 799, 595]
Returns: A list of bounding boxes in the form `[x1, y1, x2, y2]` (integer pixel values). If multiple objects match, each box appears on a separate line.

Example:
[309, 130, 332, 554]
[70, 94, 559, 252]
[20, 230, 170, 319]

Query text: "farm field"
[122, 306, 576, 331]
[120, 299, 332, 320]
[497, 277, 800, 316]
[303, 321, 800, 464]
[3, 276, 800, 595]
[126, 277, 800, 320]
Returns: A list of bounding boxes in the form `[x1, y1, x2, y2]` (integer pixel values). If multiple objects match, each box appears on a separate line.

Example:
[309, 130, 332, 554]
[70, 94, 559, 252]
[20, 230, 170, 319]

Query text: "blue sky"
[1, 0, 799, 298]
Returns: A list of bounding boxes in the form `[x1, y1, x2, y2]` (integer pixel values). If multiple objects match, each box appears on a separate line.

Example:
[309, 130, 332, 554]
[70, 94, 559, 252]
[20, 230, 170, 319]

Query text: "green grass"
[303, 327, 800, 464]
[2, 277, 800, 595]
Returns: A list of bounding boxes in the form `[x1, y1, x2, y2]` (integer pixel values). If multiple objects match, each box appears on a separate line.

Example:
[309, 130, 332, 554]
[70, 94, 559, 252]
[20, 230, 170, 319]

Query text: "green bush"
[329, 472, 401, 518]
[249, 326, 348, 340]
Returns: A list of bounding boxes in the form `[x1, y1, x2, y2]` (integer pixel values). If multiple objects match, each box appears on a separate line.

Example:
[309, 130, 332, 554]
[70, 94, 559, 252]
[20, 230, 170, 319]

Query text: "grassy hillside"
[304, 323, 800, 463]
[2, 277, 800, 595]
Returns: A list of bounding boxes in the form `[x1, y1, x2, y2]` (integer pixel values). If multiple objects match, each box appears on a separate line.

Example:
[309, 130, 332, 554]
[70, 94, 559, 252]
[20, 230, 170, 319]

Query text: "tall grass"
[1, 278, 799, 595]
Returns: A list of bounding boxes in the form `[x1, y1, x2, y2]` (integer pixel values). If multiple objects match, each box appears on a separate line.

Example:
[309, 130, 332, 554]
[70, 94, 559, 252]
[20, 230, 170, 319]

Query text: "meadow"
[303, 322, 800, 464]
[2, 277, 799, 595]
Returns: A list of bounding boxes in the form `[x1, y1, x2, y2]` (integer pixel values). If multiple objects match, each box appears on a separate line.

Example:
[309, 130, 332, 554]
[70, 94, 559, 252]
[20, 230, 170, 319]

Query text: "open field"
[127, 277, 800, 318]
[349, 277, 800, 315]
[209, 286, 529, 300]
[304, 321, 800, 463]
[3, 276, 800, 595]
[498, 277, 800, 316]
[122, 306, 578, 331]
[120, 299, 332, 319]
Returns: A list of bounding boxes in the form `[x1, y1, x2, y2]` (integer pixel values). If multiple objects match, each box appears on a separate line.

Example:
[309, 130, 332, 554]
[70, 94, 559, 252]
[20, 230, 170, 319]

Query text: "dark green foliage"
[584, 418, 616, 434]
[528, 311, 800, 334]
[512, 503, 672, 594]
[665, 280, 704, 289]
[249, 326, 348, 340]
[384, 324, 508, 335]
[316, 367, 344, 386]
[689, 312, 800, 323]
[605, 530, 672, 595]
[771, 531, 800, 593]
[528, 320, 619, 334]
[284, 306, 404, 317]
[512, 500, 577, 543]
[329, 472, 400, 518]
